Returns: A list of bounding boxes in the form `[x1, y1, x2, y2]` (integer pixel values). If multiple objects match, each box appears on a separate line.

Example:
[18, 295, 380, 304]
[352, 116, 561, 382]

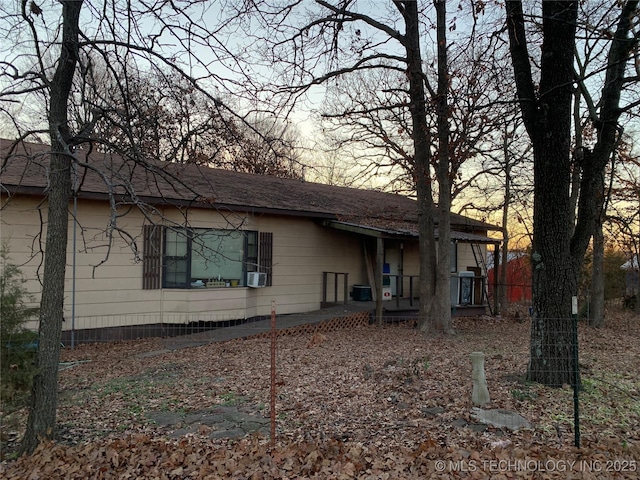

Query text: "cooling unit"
[247, 271, 267, 288]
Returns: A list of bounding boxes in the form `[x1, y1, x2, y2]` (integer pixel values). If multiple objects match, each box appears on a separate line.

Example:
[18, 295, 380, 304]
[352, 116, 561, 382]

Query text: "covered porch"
[320, 220, 502, 321]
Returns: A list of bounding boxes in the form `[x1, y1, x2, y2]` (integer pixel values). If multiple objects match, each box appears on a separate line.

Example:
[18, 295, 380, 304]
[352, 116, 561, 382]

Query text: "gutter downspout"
[71, 160, 78, 349]
[375, 237, 384, 325]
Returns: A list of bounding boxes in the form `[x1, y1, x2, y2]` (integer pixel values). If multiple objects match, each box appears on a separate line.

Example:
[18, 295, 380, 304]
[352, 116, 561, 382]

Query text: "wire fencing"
[14, 300, 640, 455]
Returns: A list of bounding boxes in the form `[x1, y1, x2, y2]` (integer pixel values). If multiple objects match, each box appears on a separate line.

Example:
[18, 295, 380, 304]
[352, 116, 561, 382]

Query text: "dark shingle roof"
[0, 139, 498, 232]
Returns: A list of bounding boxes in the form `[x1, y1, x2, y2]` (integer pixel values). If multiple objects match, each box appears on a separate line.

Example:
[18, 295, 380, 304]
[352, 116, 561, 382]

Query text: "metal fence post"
[270, 300, 276, 446]
[572, 296, 580, 448]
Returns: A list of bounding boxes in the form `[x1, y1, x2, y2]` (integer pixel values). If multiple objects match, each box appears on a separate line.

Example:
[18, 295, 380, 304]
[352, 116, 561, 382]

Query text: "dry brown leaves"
[1, 309, 639, 479]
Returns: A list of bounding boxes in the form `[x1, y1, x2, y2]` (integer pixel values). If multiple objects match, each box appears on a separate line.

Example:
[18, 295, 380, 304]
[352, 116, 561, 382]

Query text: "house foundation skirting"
[58, 311, 374, 346]
[247, 310, 372, 340]
[59, 316, 267, 345]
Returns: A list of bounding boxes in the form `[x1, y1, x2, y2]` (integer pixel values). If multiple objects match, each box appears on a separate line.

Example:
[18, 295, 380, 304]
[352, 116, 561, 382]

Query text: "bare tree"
[222, 115, 305, 178]
[65, 63, 304, 178]
[318, 68, 417, 194]
[0, 0, 280, 453]
[505, 0, 639, 385]
[234, 0, 508, 332]
[317, 30, 508, 199]
[607, 141, 640, 314]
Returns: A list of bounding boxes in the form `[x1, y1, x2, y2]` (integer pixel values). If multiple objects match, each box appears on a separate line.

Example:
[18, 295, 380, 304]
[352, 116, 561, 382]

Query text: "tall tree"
[607, 143, 640, 314]
[0, 0, 279, 453]
[431, 0, 452, 331]
[20, 0, 83, 454]
[506, 1, 639, 385]
[237, 0, 494, 332]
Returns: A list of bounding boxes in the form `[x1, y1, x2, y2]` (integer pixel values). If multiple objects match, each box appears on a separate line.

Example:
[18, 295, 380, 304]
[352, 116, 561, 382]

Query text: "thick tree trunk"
[528, 145, 577, 385]
[21, 0, 83, 455]
[397, 1, 438, 332]
[507, 0, 637, 384]
[590, 223, 605, 327]
[499, 132, 511, 312]
[507, 1, 579, 386]
[431, 0, 452, 333]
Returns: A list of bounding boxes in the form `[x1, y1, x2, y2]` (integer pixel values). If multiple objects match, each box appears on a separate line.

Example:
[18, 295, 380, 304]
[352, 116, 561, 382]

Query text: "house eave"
[1, 186, 339, 220]
[323, 220, 501, 245]
[321, 220, 416, 239]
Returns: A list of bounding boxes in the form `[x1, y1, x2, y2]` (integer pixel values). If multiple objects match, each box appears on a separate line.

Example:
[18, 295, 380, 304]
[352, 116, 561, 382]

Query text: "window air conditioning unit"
[247, 272, 267, 288]
[458, 271, 475, 305]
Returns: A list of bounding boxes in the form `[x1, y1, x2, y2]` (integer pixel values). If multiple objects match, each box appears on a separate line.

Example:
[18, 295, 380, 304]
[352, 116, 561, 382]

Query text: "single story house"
[1, 139, 502, 342]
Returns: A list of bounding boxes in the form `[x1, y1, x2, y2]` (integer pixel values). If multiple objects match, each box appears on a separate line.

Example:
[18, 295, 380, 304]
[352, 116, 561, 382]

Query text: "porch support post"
[494, 242, 500, 315]
[322, 271, 328, 305]
[344, 273, 349, 305]
[375, 237, 384, 326]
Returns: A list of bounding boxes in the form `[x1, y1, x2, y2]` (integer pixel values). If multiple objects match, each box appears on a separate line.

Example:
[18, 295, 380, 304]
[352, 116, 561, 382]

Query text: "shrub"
[0, 247, 39, 405]
[623, 294, 636, 311]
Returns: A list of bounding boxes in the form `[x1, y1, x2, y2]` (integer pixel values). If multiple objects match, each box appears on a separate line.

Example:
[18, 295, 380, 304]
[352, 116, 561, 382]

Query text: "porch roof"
[324, 220, 500, 244]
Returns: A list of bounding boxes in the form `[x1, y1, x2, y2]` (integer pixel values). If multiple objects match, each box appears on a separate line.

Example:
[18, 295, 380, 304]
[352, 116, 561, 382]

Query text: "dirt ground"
[1, 309, 639, 479]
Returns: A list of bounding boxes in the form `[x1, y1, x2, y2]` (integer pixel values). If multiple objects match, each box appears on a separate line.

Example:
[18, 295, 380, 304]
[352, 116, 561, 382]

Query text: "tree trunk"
[590, 222, 605, 327]
[499, 130, 511, 312]
[526, 24, 578, 384]
[397, 1, 437, 332]
[510, 0, 638, 384]
[507, 0, 579, 386]
[431, 0, 452, 333]
[528, 143, 577, 385]
[21, 0, 83, 455]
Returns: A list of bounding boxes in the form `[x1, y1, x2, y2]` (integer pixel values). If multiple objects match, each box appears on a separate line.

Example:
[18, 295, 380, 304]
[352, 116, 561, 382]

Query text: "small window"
[164, 228, 189, 288]
[246, 231, 258, 273]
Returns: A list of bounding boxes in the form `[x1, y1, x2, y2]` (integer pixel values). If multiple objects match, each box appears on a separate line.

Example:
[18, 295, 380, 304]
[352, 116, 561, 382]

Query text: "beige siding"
[3, 193, 487, 331]
[1, 196, 47, 307]
[1, 194, 372, 329]
[456, 243, 483, 273]
[251, 215, 365, 315]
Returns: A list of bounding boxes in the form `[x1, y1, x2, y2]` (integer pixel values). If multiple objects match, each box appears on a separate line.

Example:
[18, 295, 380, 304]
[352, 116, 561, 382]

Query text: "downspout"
[71, 160, 78, 349]
[399, 242, 404, 298]
[494, 241, 500, 316]
[375, 237, 384, 325]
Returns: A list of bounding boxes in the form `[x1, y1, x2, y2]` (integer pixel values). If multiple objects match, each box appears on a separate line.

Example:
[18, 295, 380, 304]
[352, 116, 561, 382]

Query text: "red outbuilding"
[487, 252, 532, 304]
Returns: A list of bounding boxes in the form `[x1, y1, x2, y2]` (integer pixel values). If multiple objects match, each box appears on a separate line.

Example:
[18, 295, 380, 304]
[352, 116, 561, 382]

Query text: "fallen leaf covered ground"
[1, 308, 639, 479]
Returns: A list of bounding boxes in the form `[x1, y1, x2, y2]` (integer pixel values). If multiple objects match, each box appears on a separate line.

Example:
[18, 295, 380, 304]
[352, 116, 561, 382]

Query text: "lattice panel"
[248, 311, 371, 340]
